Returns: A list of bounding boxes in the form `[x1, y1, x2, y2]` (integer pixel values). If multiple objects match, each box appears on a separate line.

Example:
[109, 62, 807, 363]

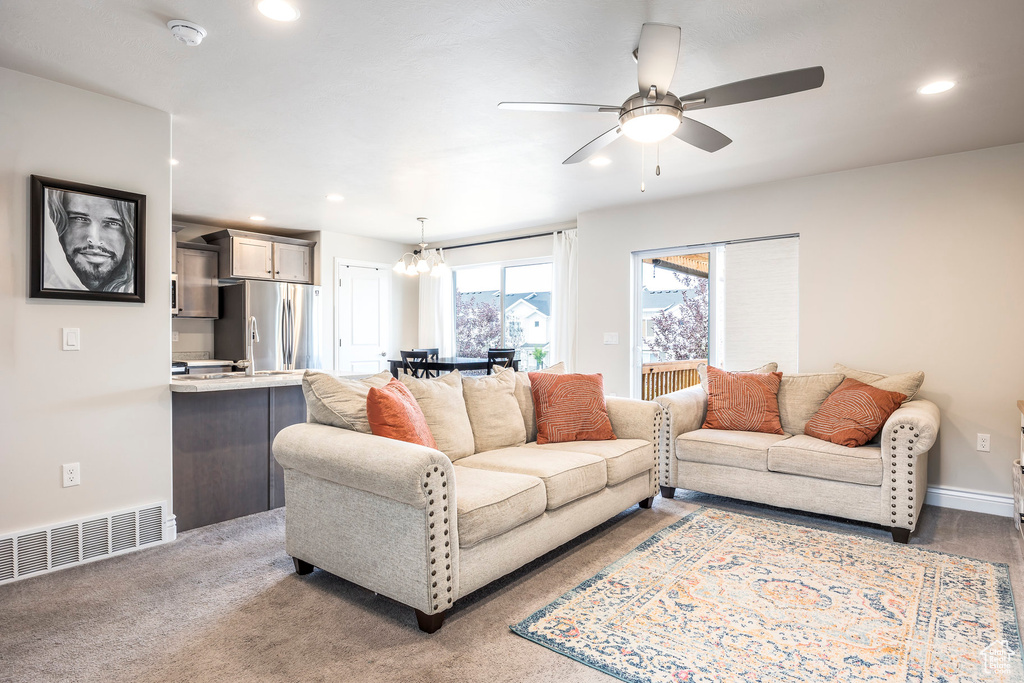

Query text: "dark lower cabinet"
[172, 385, 305, 532]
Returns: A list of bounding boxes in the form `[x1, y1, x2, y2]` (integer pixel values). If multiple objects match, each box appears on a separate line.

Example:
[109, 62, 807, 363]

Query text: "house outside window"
[454, 260, 552, 370]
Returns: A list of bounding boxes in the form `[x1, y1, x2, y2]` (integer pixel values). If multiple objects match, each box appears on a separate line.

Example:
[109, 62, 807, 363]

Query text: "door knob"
[379, 351, 386, 357]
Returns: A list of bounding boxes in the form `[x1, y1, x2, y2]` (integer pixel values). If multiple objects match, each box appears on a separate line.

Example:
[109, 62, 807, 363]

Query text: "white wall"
[308, 230, 417, 374]
[578, 143, 1024, 497]
[0, 67, 172, 534]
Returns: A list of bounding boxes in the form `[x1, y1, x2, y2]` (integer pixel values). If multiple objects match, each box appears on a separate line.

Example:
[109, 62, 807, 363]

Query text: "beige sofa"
[273, 368, 662, 633]
[656, 371, 940, 543]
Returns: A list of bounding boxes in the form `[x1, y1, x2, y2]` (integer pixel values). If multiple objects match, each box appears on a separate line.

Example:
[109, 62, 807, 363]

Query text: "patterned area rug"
[511, 508, 1024, 682]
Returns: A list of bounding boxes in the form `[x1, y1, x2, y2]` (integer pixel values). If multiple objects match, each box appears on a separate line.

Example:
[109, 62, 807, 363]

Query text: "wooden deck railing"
[641, 359, 706, 400]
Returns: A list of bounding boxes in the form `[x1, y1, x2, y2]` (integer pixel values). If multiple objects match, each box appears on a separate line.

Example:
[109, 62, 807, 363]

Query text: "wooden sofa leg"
[660, 486, 676, 500]
[415, 609, 447, 634]
[293, 557, 314, 575]
[638, 496, 654, 509]
[891, 527, 911, 544]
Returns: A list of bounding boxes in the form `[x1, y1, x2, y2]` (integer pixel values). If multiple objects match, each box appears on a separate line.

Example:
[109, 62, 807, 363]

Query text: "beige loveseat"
[656, 369, 940, 543]
[273, 367, 663, 633]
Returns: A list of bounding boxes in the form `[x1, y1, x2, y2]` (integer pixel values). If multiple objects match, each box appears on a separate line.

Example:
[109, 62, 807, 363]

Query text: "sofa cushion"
[366, 379, 437, 448]
[514, 362, 565, 443]
[452, 466, 546, 548]
[530, 372, 616, 444]
[398, 370, 475, 460]
[302, 370, 392, 433]
[767, 434, 882, 486]
[456, 447, 607, 510]
[462, 368, 527, 453]
[676, 429, 791, 471]
[702, 366, 784, 435]
[834, 363, 924, 404]
[699, 361, 777, 393]
[526, 439, 653, 486]
[778, 372, 846, 436]
[804, 378, 906, 448]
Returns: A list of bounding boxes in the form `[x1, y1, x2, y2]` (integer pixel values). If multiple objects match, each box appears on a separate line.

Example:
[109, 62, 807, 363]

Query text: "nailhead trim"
[422, 463, 453, 613]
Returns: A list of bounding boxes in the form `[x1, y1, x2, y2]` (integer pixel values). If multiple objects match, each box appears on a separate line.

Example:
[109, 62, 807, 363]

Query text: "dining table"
[387, 356, 519, 377]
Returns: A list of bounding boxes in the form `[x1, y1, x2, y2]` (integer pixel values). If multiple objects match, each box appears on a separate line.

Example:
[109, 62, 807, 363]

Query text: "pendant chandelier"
[393, 217, 448, 277]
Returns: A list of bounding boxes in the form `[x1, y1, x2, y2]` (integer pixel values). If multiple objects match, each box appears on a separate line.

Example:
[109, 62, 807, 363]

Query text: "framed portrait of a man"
[30, 176, 146, 303]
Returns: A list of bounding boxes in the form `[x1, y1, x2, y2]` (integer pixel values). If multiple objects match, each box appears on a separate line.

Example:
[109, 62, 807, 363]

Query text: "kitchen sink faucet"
[243, 316, 259, 376]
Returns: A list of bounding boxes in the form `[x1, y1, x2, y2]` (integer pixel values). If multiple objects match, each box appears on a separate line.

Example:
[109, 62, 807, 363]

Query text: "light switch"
[603, 332, 619, 345]
[62, 328, 81, 351]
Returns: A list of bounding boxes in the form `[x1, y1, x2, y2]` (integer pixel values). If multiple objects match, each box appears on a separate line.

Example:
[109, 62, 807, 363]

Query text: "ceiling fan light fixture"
[621, 113, 680, 143]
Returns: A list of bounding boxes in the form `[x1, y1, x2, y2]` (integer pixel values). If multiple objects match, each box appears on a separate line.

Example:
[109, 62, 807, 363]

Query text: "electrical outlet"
[172, 331, 179, 342]
[62, 463, 80, 488]
[977, 433, 991, 452]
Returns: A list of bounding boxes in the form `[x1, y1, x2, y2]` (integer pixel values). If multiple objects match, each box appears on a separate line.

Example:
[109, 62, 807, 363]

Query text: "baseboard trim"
[925, 486, 1015, 518]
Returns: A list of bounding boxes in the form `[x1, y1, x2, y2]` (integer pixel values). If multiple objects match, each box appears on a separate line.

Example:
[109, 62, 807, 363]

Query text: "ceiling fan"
[498, 23, 825, 165]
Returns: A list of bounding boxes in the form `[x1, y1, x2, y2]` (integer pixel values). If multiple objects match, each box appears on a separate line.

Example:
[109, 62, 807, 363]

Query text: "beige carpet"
[1, 494, 1022, 683]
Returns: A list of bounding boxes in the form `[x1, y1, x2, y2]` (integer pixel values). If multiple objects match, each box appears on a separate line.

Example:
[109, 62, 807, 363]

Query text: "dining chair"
[413, 348, 439, 362]
[486, 349, 516, 375]
[400, 350, 435, 378]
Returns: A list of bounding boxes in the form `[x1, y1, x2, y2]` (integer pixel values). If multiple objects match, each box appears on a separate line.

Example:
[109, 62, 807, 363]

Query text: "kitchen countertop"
[170, 371, 305, 393]
[170, 370, 375, 393]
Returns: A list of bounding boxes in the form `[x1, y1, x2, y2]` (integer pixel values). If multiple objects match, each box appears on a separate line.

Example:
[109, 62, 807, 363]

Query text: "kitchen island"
[171, 371, 307, 532]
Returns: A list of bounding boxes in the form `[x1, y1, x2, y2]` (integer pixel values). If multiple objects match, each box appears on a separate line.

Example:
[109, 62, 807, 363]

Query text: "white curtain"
[551, 229, 578, 371]
[417, 250, 454, 356]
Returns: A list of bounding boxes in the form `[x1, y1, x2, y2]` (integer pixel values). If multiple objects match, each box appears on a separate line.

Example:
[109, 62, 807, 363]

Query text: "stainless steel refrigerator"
[214, 280, 322, 371]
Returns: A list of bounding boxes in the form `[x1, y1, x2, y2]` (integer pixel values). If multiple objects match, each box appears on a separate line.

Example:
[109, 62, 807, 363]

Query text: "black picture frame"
[30, 175, 146, 303]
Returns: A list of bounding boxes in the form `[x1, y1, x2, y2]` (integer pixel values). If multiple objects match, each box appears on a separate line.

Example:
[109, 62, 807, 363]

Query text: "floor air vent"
[0, 502, 168, 585]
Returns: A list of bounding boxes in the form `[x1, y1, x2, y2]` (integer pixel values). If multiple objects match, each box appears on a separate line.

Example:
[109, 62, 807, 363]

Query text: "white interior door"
[335, 260, 391, 374]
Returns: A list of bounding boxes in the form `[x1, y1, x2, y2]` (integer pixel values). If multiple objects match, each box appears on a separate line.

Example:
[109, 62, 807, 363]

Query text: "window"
[454, 261, 552, 370]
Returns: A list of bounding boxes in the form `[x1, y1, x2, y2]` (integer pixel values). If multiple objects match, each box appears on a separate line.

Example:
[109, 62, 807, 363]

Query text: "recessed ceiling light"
[589, 156, 612, 167]
[249, 215, 266, 222]
[917, 80, 955, 95]
[257, 0, 300, 21]
[325, 193, 344, 202]
[169, 158, 179, 166]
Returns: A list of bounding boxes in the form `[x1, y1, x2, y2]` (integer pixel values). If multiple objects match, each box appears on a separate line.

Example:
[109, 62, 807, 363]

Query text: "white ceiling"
[2, 0, 1023, 243]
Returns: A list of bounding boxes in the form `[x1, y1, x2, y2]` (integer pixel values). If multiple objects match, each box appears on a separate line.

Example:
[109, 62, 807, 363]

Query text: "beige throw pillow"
[462, 368, 527, 453]
[514, 362, 566, 443]
[777, 372, 845, 435]
[302, 370, 393, 433]
[698, 362, 778, 393]
[833, 363, 924, 404]
[399, 371, 475, 460]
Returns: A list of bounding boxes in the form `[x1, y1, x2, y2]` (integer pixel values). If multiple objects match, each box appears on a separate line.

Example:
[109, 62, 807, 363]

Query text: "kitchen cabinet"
[172, 384, 304, 532]
[273, 242, 310, 282]
[203, 229, 315, 283]
[175, 243, 219, 318]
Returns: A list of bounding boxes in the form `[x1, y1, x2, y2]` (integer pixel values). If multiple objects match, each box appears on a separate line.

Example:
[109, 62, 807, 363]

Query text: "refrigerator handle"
[280, 296, 289, 369]
[287, 297, 295, 368]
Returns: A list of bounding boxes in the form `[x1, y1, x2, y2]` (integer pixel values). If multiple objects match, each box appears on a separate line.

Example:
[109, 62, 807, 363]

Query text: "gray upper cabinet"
[273, 242, 310, 281]
[175, 244, 220, 318]
[203, 229, 315, 284]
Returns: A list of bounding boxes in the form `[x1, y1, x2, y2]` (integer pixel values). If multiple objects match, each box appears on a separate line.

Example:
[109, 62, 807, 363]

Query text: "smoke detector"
[167, 20, 207, 46]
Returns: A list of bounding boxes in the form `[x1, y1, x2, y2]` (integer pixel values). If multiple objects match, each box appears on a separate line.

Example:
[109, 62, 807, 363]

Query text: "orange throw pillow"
[804, 378, 906, 447]
[366, 379, 438, 448]
[529, 372, 616, 445]
[702, 365, 784, 434]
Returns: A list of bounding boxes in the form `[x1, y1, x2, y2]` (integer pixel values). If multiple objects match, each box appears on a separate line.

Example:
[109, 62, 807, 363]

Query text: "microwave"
[171, 273, 178, 316]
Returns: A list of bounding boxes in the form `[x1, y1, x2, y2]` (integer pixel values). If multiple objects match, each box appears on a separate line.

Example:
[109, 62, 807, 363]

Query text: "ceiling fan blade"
[636, 23, 681, 95]
[563, 126, 622, 164]
[673, 117, 732, 153]
[681, 66, 825, 111]
[498, 102, 620, 113]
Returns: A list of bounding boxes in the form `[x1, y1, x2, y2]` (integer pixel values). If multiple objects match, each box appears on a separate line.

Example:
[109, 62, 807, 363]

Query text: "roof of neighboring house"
[457, 290, 551, 317]
[641, 287, 696, 312]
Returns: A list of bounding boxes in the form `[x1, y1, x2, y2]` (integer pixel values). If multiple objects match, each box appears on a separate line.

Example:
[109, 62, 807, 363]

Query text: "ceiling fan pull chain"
[641, 144, 646, 192]
[656, 142, 661, 176]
